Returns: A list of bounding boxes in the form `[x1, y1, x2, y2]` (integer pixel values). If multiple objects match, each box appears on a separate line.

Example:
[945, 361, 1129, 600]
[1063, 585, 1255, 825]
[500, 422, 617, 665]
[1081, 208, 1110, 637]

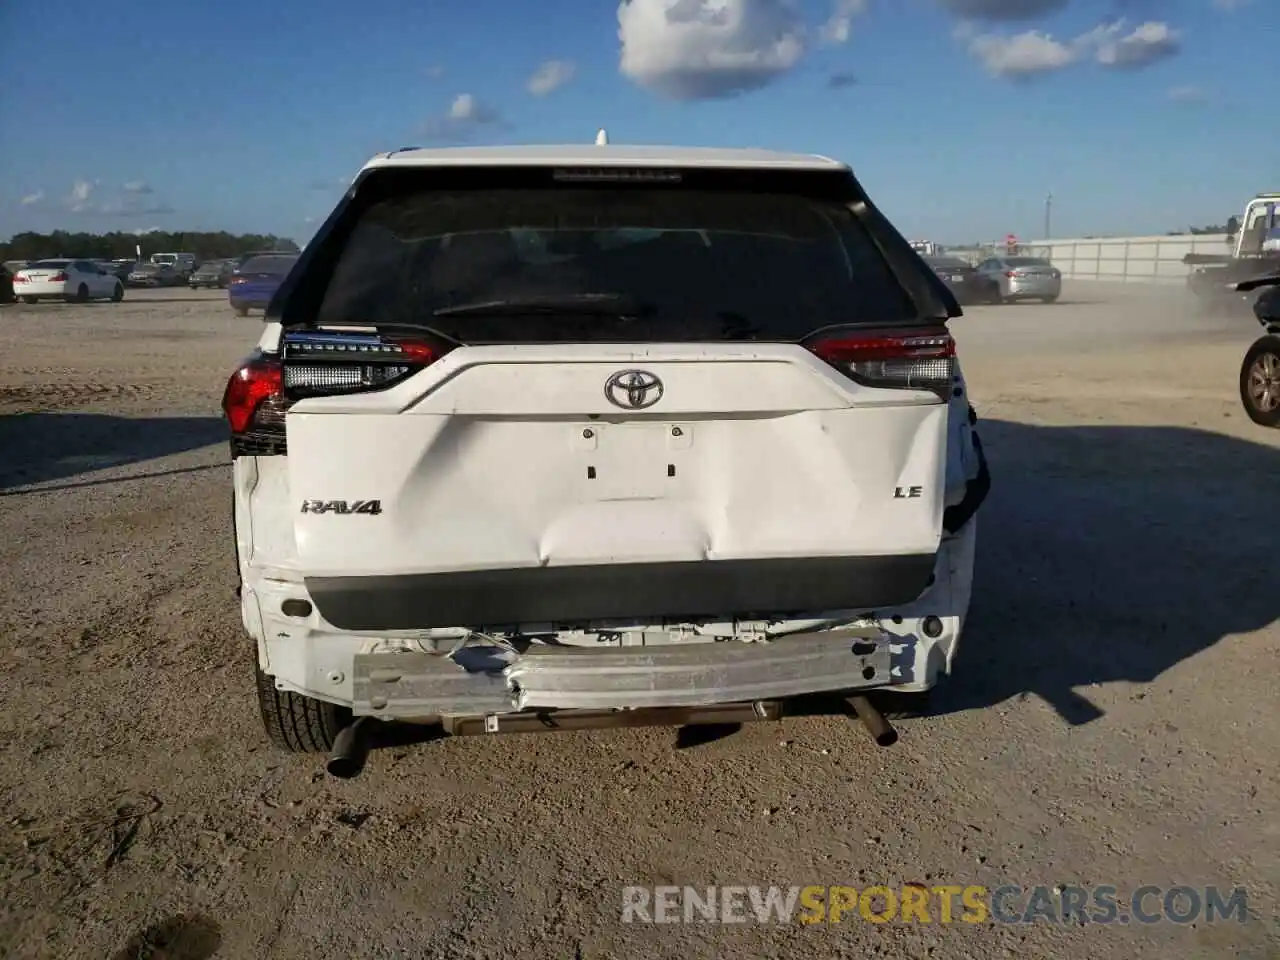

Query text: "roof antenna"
[595, 128, 608, 146]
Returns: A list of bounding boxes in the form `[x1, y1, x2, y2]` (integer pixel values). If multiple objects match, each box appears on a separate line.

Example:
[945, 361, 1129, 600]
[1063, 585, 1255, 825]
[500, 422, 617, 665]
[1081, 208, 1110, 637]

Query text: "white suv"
[222, 142, 990, 762]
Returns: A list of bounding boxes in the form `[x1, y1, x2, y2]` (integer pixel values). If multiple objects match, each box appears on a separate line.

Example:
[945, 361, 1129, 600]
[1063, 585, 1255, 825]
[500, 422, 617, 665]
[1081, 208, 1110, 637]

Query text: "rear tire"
[1240, 335, 1280, 428]
[68, 283, 89, 303]
[1041, 295, 1059, 304]
[21, 296, 37, 304]
[111, 283, 124, 302]
[255, 663, 349, 753]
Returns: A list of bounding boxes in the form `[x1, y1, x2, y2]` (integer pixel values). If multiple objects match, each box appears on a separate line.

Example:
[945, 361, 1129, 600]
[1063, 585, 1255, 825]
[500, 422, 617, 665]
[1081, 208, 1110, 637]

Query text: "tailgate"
[284, 344, 949, 628]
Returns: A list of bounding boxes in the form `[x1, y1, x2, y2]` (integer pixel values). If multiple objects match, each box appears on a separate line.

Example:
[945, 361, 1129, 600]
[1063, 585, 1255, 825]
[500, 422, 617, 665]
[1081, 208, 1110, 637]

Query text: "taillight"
[229, 275, 247, 285]
[220, 332, 451, 457]
[222, 356, 283, 434]
[280, 331, 449, 399]
[807, 327, 956, 398]
[1005, 271, 1019, 278]
[51, 272, 68, 282]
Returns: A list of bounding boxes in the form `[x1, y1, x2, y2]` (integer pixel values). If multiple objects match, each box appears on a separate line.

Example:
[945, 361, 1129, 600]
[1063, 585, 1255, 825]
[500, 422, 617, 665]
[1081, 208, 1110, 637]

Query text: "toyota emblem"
[604, 369, 664, 410]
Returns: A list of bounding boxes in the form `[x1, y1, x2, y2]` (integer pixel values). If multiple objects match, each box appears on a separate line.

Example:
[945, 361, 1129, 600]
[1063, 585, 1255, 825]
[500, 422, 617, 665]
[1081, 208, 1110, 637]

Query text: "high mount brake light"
[807, 328, 956, 398]
[220, 332, 450, 456]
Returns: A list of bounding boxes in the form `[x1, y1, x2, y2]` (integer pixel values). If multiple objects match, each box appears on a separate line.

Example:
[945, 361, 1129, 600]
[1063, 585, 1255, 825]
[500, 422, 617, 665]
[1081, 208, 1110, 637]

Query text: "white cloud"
[528, 59, 577, 96]
[1089, 21, 1179, 69]
[964, 17, 1181, 79]
[67, 179, 96, 212]
[422, 93, 505, 141]
[967, 29, 1076, 77]
[618, 0, 807, 100]
[1167, 83, 1205, 103]
[819, 0, 866, 44]
[19, 190, 44, 206]
[59, 179, 173, 216]
[937, 0, 1067, 20]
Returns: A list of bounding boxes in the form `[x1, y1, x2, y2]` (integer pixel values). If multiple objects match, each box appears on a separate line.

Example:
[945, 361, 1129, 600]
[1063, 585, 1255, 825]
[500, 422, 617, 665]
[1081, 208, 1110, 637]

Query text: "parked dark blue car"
[228, 253, 299, 316]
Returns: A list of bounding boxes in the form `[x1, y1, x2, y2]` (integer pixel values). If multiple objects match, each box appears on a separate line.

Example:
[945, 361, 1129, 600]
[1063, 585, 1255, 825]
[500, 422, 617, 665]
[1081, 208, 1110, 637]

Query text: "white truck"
[221, 139, 990, 775]
[150, 252, 196, 276]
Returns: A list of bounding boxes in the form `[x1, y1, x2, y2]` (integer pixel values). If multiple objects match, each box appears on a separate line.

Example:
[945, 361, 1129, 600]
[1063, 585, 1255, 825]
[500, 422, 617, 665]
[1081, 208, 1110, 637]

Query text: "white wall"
[1015, 234, 1231, 284]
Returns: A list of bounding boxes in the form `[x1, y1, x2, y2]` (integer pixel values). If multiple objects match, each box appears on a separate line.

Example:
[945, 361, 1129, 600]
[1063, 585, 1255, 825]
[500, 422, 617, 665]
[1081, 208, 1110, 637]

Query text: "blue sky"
[0, 0, 1273, 245]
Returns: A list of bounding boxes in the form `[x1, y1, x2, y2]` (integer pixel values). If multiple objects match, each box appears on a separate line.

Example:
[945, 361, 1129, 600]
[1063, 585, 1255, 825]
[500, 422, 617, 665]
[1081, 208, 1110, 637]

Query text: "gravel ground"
[0, 285, 1277, 960]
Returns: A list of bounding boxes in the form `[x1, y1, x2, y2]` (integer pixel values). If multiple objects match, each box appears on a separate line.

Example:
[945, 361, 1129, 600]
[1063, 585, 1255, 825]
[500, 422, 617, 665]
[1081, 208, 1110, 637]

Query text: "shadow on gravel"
[928, 418, 1279, 725]
[0, 413, 227, 491]
[111, 913, 222, 960]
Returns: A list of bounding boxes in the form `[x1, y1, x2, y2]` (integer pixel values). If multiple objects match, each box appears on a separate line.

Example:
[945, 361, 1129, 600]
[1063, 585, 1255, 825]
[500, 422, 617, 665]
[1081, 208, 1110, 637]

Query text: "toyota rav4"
[223, 142, 990, 760]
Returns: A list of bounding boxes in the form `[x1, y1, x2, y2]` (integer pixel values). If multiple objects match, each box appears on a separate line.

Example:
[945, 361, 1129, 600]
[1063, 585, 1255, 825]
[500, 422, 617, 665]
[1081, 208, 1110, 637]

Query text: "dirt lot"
[0, 285, 1277, 960]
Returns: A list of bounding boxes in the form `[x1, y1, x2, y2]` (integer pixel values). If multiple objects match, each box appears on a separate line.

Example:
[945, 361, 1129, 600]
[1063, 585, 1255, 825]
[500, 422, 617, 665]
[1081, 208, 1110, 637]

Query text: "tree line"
[0, 230, 300, 263]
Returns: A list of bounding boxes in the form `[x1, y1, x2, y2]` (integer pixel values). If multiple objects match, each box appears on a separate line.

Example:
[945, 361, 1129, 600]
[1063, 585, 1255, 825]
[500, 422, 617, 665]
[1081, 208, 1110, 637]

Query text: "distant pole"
[1044, 192, 1053, 240]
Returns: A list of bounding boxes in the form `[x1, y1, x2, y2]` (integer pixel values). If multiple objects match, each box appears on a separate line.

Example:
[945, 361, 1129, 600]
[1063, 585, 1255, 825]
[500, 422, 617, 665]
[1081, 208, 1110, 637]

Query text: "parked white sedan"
[12, 259, 125, 304]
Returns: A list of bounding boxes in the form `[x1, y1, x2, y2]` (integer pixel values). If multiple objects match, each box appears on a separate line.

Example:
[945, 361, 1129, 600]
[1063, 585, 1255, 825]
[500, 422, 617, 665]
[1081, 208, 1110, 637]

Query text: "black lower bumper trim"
[306, 553, 937, 631]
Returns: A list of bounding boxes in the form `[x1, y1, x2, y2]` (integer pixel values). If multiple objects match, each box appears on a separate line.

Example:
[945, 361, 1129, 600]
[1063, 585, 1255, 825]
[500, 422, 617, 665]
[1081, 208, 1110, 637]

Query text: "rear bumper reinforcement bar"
[351, 627, 896, 718]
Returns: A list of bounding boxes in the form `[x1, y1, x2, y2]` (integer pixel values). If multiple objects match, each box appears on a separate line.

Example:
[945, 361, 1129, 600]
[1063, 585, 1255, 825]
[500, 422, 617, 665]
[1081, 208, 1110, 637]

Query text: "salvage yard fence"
[947, 233, 1232, 285]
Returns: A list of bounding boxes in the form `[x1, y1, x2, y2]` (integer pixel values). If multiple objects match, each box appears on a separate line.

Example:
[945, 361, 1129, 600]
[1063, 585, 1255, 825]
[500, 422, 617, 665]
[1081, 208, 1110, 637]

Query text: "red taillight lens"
[222, 357, 283, 434]
[808, 328, 956, 397]
[229, 276, 247, 285]
[50, 272, 68, 282]
[1005, 271, 1018, 278]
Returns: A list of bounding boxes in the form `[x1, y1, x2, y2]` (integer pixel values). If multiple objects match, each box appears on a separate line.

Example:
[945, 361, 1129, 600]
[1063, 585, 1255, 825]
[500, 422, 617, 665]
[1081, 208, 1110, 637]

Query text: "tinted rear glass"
[240, 255, 298, 274]
[311, 185, 918, 341]
[1007, 257, 1050, 267]
[29, 260, 70, 269]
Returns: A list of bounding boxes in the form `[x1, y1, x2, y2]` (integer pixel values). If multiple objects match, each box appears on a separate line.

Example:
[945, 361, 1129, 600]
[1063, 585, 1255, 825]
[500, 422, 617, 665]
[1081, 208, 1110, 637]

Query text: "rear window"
[309, 182, 919, 342]
[240, 255, 298, 274]
[151, 254, 177, 264]
[1006, 257, 1050, 267]
[28, 260, 70, 269]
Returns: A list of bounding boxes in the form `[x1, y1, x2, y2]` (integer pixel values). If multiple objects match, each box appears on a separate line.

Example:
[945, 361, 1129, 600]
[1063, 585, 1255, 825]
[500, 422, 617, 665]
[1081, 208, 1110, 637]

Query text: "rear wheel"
[1040, 295, 1059, 304]
[234, 304, 249, 317]
[21, 296, 37, 304]
[1240, 335, 1280, 428]
[255, 664, 349, 753]
[67, 283, 89, 303]
[111, 283, 124, 302]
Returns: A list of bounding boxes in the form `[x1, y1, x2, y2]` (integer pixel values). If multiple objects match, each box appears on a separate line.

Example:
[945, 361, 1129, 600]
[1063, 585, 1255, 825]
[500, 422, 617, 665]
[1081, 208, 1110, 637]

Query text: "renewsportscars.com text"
[621, 884, 1249, 926]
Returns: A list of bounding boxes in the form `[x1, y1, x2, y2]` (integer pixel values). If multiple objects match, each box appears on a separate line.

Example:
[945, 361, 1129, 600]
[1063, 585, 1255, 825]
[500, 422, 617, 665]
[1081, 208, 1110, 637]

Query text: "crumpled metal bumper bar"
[351, 627, 895, 718]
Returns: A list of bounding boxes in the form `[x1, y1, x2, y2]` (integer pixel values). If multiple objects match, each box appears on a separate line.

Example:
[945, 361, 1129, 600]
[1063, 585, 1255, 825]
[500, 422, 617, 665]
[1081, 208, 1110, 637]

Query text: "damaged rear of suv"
[223, 143, 990, 764]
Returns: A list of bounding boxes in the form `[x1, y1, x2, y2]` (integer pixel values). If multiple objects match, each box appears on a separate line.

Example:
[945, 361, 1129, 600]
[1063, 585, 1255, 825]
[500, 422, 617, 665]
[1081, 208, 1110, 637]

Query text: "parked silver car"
[974, 255, 1062, 304]
[127, 262, 181, 287]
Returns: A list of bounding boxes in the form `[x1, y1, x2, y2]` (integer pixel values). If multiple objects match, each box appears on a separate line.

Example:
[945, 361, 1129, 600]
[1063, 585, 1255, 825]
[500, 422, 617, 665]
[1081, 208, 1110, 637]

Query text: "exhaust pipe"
[847, 695, 898, 747]
[327, 716, 375, 779]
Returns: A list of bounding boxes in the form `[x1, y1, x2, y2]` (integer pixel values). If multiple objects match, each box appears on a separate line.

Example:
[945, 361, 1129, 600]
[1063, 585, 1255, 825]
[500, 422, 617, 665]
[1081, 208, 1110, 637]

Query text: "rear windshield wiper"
[431, 292, 655, 319]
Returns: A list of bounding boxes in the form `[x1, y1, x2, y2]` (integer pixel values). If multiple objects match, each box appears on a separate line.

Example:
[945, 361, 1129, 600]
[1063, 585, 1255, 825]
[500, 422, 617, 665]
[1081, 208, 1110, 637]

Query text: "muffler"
[326, 716, 375, 779]
[847, 695, 898, 747]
